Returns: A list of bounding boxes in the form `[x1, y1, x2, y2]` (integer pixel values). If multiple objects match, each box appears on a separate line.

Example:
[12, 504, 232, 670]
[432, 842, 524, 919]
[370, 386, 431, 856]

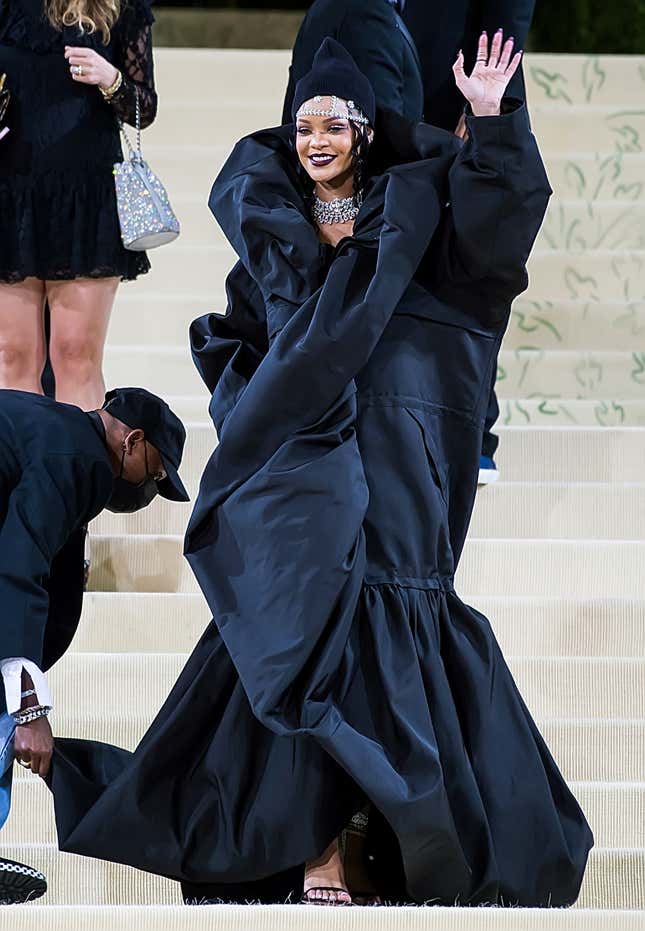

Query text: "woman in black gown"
[0, 0, 156, 410]
[48, 36, 594, 907]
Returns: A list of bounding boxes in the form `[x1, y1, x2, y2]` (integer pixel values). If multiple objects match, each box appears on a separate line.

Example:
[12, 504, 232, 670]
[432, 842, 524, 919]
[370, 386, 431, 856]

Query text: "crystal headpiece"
[296, 94, 371, 126]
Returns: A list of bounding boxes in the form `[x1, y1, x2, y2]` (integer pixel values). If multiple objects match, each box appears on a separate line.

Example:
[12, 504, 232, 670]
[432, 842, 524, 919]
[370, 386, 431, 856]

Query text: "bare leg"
[0, 279, 47, 393]
[303, 836, 351, 905]
[47, 277, 119, 411]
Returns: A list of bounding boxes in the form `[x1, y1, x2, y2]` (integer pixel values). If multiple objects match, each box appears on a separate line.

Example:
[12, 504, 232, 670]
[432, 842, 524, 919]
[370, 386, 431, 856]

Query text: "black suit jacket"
[0, 392, 113, 669]
[282, 0, 424, 124]
[404, 0, 535, 130]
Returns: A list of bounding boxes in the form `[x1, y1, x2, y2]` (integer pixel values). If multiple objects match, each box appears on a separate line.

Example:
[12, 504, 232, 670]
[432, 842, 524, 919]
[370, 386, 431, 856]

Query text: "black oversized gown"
[49, 103, 594, 906]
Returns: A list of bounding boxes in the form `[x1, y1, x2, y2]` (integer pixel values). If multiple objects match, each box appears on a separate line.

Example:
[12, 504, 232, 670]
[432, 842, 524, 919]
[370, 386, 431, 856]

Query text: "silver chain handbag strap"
[119, 85, 142, 161]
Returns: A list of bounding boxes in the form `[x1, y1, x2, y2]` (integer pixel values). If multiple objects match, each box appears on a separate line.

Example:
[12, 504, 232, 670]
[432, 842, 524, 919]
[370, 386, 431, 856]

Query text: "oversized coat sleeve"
[430, 99, 551, 320]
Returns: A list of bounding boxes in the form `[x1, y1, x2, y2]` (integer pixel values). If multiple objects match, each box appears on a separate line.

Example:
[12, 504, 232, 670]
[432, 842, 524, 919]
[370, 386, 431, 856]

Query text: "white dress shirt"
[0, 658, 53, 716]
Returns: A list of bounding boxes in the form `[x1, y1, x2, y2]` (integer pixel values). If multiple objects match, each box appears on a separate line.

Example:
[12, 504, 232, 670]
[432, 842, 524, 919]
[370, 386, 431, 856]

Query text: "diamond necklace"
[312, 192, 362, 226]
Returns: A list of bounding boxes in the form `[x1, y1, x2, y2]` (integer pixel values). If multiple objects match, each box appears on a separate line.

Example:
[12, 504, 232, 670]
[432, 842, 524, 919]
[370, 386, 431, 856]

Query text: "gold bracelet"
[100, 69, 123, 101]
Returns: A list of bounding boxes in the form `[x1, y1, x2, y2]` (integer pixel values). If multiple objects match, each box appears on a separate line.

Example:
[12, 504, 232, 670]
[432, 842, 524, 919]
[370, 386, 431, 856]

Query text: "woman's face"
[296, 98, 356, 190]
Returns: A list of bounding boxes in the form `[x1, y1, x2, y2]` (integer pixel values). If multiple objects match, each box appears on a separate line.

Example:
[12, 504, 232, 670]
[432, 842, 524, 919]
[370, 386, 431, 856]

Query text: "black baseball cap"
[103, 387, 190, 502]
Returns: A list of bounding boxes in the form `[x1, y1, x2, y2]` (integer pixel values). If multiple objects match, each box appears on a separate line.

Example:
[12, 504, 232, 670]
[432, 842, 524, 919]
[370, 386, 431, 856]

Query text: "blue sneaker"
[478, 455, 499, 485]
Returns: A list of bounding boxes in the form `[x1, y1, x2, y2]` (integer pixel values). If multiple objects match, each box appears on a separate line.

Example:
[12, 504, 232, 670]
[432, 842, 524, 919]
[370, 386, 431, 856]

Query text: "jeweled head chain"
[296, 94, 371, 126]
[297, 95, 371, 225]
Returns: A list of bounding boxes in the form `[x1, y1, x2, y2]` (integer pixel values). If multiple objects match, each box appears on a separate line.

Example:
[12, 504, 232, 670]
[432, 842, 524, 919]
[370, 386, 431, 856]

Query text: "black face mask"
[105, 443, 159, 514]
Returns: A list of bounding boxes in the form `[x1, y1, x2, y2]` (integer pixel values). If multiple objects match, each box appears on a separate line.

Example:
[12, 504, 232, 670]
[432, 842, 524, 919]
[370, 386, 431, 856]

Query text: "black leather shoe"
[0, 857, 47, 904]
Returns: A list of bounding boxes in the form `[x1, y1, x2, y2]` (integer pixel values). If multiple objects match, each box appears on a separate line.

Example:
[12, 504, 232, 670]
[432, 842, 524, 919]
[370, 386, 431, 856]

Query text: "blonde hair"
[45, 0, 122, 45]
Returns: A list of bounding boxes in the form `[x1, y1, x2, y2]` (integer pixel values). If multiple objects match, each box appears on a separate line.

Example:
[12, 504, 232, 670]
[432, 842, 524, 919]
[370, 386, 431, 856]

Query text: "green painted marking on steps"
[631, 353, 645, 384]
[530, 67, 573, 104]
[583, 56, 607, 104]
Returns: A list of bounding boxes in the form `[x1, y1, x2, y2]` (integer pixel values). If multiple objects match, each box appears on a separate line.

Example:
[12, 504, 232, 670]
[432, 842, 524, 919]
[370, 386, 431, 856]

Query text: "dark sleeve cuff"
[464, 98, 530, 146]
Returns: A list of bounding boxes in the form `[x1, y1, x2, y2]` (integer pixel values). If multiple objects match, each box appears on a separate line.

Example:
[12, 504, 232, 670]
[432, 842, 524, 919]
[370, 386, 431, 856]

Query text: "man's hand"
[14, 716, 54, 778]
[453, 30, 522, 117]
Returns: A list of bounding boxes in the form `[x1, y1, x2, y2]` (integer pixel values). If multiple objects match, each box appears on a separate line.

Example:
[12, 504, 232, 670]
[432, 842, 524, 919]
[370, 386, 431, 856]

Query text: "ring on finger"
[17, 759, 31, 769]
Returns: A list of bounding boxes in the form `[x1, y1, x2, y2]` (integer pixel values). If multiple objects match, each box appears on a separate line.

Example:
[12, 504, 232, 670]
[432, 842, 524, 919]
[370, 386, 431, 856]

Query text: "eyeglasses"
[143, 440, 166, 484]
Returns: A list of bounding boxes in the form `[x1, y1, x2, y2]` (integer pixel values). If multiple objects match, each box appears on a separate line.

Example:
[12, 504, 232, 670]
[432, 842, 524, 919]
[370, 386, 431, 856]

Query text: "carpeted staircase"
[2, 50, 644, 929]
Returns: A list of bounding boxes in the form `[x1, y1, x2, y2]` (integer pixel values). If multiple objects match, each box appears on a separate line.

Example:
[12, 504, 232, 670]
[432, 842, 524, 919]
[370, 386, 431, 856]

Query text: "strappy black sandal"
[341, 808, 382, 906]
[301, 885, 352, 905]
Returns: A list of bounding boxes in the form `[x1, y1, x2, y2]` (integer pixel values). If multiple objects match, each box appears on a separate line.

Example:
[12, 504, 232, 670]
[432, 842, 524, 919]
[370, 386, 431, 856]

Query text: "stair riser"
[0, 846, 637, 909]
[151, 51, 645, 109]
[102, 344, 645, 401]
[41, 653, 645, 719]
[143, 100, 645, 156]
[69, 593, 645, 659]
[108, 293, 645, 353]
[120, 248, 645, 302]
[5, 779, 642, 849]
[88, 536, 645, 597]
[94, 483, 645, 540]
[143, 148, 645, 208]
[143, 197, 645, 253]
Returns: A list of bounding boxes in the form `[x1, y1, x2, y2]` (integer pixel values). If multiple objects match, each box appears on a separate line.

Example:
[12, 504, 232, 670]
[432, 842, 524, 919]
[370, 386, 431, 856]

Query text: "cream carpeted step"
[107, 292, 645, 353]
[496, 350, 645, 400]
[0, 846, 638, 909]
[164, 198, 645, 252]
[455, 540, 645, 597]
[152, 50, 645, 110]
[108, 291, 212, 347]
[104, 345, 208, 397]
[493, 428, 645, 481]
[94, 481, 645, 540]
[469, 483, 645, 540]
[103, 345, 645, 400]
[538, 201, 645, 252]
[90, 422, 645, 487]
[143, 98, 645, 155]
[89, 535, 645, 597]
[532, 153, 645, 205]
[504, 299, 645, 352]
[137, 195, 645, 254]
[9, 714, 636, 783]
[141, 145, 645, 207]
[117, 247, 644, 302]
[6, 778, 644, 849]
[40, 653, 645, 719]
[70, 593, 645, 659]
[2, 906, 645, 931]
[498, 399, 645, 427]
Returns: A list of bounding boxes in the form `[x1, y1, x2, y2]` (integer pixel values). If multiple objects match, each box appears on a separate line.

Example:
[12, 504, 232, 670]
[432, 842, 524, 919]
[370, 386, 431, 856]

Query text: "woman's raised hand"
[452, 30, 522, 117]
[64, 47, 119, 91]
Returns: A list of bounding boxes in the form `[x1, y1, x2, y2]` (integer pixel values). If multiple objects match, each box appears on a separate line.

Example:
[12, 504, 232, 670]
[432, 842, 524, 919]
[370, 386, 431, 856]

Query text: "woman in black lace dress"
[0, 0, 157, 410]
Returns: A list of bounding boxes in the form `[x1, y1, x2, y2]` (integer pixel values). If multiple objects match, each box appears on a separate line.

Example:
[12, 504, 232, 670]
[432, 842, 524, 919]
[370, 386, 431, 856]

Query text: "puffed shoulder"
[119, 0, 155, 28]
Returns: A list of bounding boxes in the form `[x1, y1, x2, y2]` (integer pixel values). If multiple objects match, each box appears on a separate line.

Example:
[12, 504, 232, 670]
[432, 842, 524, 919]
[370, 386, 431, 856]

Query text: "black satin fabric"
[0, 0, 153, 282]
[49, 105, 593, 906]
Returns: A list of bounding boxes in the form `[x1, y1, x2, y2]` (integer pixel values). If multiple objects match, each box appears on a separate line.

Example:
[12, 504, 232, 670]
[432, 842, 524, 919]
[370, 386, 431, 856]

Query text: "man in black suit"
[404, 0, 536, 482]
[0, 387, 189, 904]
[282, 0, 424, 125]
[404, 0, 535, 131]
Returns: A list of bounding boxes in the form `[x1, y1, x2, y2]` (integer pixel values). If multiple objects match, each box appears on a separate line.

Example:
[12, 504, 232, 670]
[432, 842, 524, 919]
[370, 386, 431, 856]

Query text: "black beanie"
[291, 37, 376, 126]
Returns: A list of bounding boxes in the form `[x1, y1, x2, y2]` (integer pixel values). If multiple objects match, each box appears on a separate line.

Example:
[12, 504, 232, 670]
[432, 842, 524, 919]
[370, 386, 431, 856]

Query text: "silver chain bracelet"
[12, 705, 51, 727]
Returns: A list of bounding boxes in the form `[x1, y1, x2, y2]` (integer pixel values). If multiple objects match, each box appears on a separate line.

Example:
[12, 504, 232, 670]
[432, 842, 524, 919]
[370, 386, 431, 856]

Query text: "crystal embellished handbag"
[114, 88, 180, 251]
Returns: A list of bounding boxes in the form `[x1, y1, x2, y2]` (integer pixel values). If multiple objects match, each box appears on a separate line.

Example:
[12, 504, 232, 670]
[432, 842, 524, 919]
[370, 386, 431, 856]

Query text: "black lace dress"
[0, 0, 157, 283]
